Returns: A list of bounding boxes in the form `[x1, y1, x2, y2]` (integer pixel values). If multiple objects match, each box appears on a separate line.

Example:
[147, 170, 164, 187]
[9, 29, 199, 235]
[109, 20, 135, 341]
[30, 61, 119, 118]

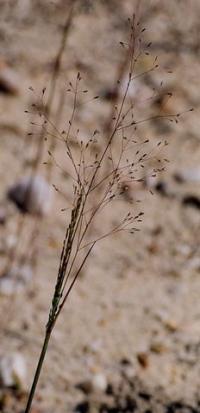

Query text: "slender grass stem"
[24, 328, 52, 413]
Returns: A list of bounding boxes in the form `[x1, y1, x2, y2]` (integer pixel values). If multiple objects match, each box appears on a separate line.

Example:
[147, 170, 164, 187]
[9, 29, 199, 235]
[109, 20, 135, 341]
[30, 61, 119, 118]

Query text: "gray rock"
[0, 63, 20, 95]
[174, 167, 200, 183]
[0, 265, 33, 295]
[7, 175, 53, 216]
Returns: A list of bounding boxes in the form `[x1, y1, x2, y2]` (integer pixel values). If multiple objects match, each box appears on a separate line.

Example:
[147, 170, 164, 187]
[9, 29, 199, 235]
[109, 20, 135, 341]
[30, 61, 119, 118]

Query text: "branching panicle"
[24, 13, 184, 413]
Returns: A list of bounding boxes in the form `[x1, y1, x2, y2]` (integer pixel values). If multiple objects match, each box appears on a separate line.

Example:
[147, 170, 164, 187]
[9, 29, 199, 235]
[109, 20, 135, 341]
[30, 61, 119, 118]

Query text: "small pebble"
[174, 167, 200, 184]
[182, 195, 200, 210]
[0, 60, 20, 95]
[0, 265, 33, 295]
[0, 207, 7, 225]
[91, 373, 107, 392]
[137, 352, 149, 369]
[7, 175, 53, 216]
[0, 353, 27, 389]
[76, 380, 92, 395]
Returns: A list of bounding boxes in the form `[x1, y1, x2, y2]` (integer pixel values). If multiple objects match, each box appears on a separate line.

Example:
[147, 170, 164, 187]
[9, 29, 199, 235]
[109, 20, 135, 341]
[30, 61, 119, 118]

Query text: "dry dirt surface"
[0, 1, 200, 412]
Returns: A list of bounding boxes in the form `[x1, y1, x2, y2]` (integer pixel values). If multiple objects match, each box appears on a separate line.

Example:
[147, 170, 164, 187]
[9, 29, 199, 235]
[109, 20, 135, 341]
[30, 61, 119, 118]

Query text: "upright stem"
[24, 327, 52, 413]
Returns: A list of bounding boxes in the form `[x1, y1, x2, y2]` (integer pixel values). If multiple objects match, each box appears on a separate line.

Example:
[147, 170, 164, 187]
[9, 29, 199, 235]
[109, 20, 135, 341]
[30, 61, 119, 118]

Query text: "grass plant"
[23, 12, 188, 413]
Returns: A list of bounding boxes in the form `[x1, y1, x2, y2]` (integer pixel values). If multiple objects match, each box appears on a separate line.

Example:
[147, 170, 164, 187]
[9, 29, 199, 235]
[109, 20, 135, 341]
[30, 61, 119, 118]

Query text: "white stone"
[0, 353, 27, 389]
[91, 373, 107, 392]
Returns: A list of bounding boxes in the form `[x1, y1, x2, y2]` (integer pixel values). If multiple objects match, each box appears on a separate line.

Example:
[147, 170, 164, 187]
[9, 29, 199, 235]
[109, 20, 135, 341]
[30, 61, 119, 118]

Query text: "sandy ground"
[0, 1, 200, 412]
